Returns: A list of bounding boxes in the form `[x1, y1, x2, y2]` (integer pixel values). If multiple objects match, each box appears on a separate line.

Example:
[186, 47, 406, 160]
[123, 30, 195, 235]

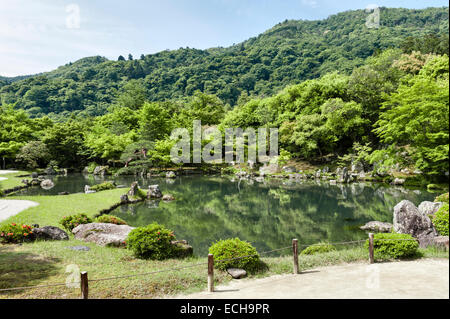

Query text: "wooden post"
[369, 233, 374, 264]
[80, 271, 89, 299]
[292, 239, 299, 274]
[207, 254, 214, 292]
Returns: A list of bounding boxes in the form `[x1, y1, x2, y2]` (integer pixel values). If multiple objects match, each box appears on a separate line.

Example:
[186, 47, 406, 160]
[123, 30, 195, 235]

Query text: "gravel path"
[0, 200, 39, 222]
[176, 259, 449, 299]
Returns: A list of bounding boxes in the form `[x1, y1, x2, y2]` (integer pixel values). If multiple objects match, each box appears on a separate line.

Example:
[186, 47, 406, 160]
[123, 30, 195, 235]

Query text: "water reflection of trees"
[111, 177, 434, 256]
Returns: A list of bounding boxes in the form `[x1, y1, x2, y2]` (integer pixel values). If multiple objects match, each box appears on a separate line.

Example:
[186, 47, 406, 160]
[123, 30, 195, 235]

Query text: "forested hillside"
[0, 7, 448, 118]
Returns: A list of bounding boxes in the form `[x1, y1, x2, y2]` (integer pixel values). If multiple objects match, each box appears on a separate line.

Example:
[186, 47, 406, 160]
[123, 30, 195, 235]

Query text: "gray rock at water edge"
[32, 226, 69, 241]
[282, 166, 296, 173]
[259, 163, 279, 175]
[315, 170, 321, 179]
[360, 221, 393, 233]
[120, 194, 129, 203]
[351, 161, 364, 173]
[72, 223, 135, 247]
[166, 171, 176, 179]
[391, 178, 405, 185]
[31, 172, 39, 179]
[322, 166, 330, 174]
[162, 194, 175, 201]
[418, 201, 444, 217]
[329, 180, 337, 185]
[30, 179, 41, 186]
[40, 179, 55, 190]
[82, 166, 89, 175]
[44, 167, 57, 175]
[84, 185, 96, 194]
[93, 166, 108, 176]
[127, 181, 139, 197]
[393, 200, 438, 239]
[147, 184, 162, 199]
[66, 245, 91, 251]
[227, 268, 247, 279]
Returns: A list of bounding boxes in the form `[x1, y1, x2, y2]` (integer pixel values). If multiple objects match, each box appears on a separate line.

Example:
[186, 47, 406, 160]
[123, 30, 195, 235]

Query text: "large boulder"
[360, 221, 393, 233]
[147, 185, 162, 199]
[40, 179, 55, 190]
[72, 223, 135, 247]
[44, 167, 57, 175]
[127, 182, 139, 197]
[93, 166, 108, 176]
[337, 167, 349, 183]
[259, 163, 279, 176]
[32, 226, 69, 241]
[351, 161, 364, 173]
[393, 200, 438, 239]
[418, 201, 444, 217]
[166, 171, 176, 179]
[227, 268, 247, 279]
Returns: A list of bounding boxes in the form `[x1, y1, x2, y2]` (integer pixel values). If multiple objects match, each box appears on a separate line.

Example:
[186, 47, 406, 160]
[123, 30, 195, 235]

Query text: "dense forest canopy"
[0, 7, 448, 119]
[0, 6, 448, 180]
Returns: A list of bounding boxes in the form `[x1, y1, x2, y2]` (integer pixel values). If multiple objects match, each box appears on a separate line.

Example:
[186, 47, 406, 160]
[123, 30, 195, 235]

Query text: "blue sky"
[0, 0, 448, 76]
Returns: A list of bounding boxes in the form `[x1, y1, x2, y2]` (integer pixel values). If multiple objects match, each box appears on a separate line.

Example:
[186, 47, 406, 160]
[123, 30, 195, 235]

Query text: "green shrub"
[0, 189, 4, 197]
[87, 162, 98, 174]
[0, 223, 34, 243]
[365, 233, 419, 260]
[209, 238, 260, 272]
[435, 193, 449, 204]
[95, 215, 128, 225]
[300, 243, 336, 256]
[432, 204, 449, 236]
[90, 181, 116, 192]
[126, 223, 176, 260]
[60, 213, 93, 232]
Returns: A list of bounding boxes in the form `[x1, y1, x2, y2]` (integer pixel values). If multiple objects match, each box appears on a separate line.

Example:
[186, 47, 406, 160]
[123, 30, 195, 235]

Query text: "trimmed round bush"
[60, 213, 92, 232]
[0, 223, 34, 243]
[432, 203, 449, 236]
[365, 233, 419, 260]
[300, 243, 336, 256]
[126, 223, 176, 260]
[209, 238, 260, 272]
[90, 181, 116, 192]
[95, 215, 128, 225]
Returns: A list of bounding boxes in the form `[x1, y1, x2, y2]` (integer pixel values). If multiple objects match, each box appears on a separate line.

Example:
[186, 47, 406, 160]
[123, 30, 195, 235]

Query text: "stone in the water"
[360, 221, 393, 233]
[93, 166, 108, 176]
[162, 194, 175, 201]
[44, 167, 57, 175]
[166, 171, 176, 178]
[40, 179, 55, 190]
[227, 268, 247, 279]
[120, 194, 129, 203]
[147, 185, 162, 199]
[67, 245, 91, 251]
[391, 178, 405, 185]
[128, 182, 139, 197]
[31, 172, 39, 179]
[32, 226, 69, 241]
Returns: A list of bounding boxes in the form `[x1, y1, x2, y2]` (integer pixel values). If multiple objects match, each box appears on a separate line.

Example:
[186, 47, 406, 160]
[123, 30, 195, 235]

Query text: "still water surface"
[17, 174, 436, 256]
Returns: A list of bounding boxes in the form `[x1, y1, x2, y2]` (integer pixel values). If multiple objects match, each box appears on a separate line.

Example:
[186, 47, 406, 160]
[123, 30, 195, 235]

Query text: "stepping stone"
[66, 245, 91, 251]
[227, 268, 247, 279]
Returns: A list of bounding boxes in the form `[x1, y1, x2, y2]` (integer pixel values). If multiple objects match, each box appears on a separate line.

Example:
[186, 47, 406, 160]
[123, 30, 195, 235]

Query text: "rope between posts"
[0, 282, 68, 292]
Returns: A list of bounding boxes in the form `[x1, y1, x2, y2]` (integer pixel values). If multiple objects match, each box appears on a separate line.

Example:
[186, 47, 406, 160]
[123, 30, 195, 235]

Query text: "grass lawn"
[0, 171, 31, 191]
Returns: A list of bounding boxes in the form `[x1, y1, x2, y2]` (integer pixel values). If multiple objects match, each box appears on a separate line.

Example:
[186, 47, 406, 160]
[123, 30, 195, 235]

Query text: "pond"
[17, 174, 436, 256]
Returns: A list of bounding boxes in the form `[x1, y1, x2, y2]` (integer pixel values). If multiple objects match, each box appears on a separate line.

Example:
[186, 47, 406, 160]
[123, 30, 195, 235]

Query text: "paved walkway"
[177, 259, 449, 299]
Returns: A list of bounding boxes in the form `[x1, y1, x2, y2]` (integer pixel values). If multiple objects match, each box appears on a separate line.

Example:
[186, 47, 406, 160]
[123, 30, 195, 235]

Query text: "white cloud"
[301, 0, 318, 8]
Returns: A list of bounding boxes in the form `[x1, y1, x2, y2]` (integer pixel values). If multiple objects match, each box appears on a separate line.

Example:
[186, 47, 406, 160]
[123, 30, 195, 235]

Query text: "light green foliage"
[59, 213, 93, 232]
[209, 238, 260, 272]
[126, 223, 177, 260]
[435, 193, 449, 203]
[300, 243, 336, 256]
[365, 233, 419, 260]
[432, 204, 449, 236]
[15, 141, 51, 169]
[89, 181, 116, 192]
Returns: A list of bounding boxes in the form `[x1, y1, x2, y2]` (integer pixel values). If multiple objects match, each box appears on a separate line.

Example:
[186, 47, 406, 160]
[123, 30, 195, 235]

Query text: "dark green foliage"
[95, 215, 128, 225]
[365, 233, 419, 260]
[1, 7, 447, 117]
[0, 223, 34, 243]
[89, 181, 116, 192]
[209, 238, 260, 272]
[300, 243, 336, 255]
[126, 223, 176, 260]
[432, 204, 449, 236]
[59, 213, 93, 232]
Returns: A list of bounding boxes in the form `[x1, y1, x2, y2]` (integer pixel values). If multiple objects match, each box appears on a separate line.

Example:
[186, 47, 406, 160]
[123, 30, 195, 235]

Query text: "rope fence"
[0, 233, 420, 297]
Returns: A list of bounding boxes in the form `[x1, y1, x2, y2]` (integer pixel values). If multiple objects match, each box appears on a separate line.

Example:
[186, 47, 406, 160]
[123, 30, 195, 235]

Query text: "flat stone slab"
[227, 268, 247, 279]
[66, 245, 91, 251]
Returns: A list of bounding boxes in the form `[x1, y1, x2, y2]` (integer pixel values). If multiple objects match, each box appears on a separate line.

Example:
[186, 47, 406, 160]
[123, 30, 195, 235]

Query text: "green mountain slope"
[0, 6, 448, 118]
